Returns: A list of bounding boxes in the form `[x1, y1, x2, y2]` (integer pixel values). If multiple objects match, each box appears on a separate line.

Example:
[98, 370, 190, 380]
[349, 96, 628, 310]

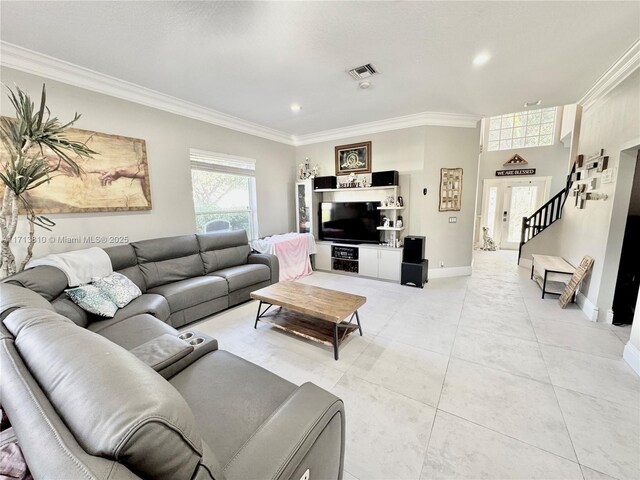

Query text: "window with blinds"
[189, 149, 259, 239]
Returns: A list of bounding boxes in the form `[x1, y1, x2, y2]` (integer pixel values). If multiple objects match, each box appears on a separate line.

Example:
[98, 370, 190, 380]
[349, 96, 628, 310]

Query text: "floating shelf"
[376, 226, 405, 232]
[377, 206, 405, 211]
[313, 185, 398, 193]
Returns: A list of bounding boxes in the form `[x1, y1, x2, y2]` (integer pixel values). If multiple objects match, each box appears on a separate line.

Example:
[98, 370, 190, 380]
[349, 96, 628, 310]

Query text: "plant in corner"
[0, 84, 95, 277]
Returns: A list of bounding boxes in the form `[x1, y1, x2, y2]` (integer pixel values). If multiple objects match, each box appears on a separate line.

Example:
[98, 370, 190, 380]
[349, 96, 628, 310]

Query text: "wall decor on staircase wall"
[570, 150, 610, 210]
[439, 168, 463, 212]
[0, 121, 152, 213]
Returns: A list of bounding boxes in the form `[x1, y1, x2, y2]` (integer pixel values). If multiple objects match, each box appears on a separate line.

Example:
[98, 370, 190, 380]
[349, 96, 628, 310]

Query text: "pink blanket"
[274, 234, 313, 281]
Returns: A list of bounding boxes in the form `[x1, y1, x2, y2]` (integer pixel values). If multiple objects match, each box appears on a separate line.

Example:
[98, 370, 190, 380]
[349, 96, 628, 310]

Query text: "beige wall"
[0, 67, 296, 260]
[296, 125, 481, 270]
[552, 69, 640, 321]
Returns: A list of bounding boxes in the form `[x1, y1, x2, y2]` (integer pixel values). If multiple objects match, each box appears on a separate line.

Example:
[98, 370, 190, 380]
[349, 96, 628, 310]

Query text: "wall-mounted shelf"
[377, 226, 405, 232]
[313, 185, 398, 193]
[377, 206, 405, 211]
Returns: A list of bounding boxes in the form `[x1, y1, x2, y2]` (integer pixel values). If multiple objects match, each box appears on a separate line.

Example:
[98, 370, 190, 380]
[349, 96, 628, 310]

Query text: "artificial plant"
[0, 84, 95, 277]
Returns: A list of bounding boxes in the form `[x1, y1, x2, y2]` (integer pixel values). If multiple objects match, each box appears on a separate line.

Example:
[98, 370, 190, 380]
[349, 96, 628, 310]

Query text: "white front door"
[500, 180, 547, 250]
[480, 177, 550, 250]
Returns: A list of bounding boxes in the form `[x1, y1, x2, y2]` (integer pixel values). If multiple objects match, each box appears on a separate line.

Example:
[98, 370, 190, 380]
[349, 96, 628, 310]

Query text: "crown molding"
[577, 38, 640, 112]
[0, 42, 295, 145]
[292, 111, 480, 146]
[1, 41, 480, 148]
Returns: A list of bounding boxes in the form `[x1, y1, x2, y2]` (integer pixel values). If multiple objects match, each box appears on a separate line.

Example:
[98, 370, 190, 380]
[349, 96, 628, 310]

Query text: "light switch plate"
[300, 469, 310, 480]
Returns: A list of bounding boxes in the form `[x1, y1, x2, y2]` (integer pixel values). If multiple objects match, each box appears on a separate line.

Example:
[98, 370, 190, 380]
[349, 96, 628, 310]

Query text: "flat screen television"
[319, 202, 381, 244]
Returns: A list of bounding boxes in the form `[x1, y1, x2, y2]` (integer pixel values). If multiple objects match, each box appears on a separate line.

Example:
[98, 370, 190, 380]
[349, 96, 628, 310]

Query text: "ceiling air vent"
[348, 64, 378, 80]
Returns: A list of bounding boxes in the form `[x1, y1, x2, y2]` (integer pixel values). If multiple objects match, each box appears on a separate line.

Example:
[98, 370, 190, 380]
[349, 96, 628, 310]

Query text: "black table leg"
[333, 323, 339, 360]
[355, 310, 363, 336]
[254, 301, 263, 329]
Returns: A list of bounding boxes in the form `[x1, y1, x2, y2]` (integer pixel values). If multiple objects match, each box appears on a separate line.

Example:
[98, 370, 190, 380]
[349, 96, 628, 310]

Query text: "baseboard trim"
[576, 291, 599, 322]
[429, 266, 472, 279]
[623, 341, 640, 377]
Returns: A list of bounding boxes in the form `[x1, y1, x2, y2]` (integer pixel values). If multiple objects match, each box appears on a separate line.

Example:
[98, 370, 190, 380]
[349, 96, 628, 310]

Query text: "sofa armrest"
[248, 253, 279, 284]
[223, 382, 345, 480]
[128, 334, 194, 371]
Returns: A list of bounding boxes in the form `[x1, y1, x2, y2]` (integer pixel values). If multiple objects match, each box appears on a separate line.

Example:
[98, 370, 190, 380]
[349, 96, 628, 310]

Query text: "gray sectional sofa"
[0, 230, 346, 479]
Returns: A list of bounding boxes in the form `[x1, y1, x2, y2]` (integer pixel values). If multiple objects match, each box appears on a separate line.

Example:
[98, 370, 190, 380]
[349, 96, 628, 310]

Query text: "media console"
[315, 241, 402, 282]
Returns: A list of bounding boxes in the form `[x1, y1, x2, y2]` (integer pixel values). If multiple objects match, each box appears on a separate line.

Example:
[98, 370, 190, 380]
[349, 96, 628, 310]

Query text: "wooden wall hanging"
[439, 168, 463, 212]
[559, 255, 594, 308]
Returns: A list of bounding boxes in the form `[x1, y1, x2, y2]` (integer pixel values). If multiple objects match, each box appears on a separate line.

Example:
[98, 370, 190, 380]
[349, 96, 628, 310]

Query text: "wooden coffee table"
[250, 282, 366, 360]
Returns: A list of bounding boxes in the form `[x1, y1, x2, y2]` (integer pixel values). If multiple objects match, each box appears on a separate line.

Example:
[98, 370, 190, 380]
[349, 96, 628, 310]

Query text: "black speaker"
[371, 170, 399, 187]
[401, 260, 429, 288]
[403, 236, 425, 264]
[313, 176, 337, 190]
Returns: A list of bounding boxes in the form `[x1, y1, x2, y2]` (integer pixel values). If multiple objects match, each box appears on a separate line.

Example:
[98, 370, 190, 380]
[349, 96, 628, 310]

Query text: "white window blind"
[190, 149, 256, 177]
[189, 149, 259, 239]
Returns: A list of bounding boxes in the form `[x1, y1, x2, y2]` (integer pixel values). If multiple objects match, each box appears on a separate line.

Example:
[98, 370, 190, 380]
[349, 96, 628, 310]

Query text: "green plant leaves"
[0, 83, 96, 197]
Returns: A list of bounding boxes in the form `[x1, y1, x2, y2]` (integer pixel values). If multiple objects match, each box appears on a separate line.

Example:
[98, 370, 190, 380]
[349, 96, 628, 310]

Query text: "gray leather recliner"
[0, 288, 345, 479]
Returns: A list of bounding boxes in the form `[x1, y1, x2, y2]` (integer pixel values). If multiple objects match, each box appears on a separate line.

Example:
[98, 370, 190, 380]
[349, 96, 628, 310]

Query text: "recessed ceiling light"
[524, 100, 542, 107]
[473, 52, 491, 66]
[290, 104, 301, 112]
[359, 81, 371, 90]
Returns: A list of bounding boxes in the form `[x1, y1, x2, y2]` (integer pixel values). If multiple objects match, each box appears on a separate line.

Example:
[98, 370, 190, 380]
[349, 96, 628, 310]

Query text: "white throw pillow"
[92, 272, 142, 308]
[65, 285, 118, 318]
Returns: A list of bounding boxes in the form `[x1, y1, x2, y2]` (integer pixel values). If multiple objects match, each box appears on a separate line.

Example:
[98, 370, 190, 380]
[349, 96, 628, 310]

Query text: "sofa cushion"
[3, 266, 68, 301]
[103, 244, 148, 293]
[169, 350, 296, 468]
[0, 284, 54, 321]
[197, 231, 251, 273]
[210, 264, 270, 292]
[149, 276, 228, 312]
[92, 272, 142, 308]
[132, 235, 205, 289]
[65, 285, 117, 318]
[4, 308, 205, 480]
[51, 295, 89, 328]
[92, 313, 178, 350]
[89, 294, 171, 332]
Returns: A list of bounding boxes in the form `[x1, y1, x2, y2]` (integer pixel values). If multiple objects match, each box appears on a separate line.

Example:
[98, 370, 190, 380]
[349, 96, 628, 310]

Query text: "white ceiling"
[1, 1, 638, 137]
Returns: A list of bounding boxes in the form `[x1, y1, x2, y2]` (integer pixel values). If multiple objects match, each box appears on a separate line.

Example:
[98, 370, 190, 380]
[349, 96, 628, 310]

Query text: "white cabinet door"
[358, 248, 379, 278]
[315, 244, 331, 271]
[378, 250, 402, 281]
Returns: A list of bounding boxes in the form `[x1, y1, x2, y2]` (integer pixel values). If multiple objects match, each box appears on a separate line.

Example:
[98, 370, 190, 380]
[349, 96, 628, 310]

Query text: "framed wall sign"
[439, 168, 463, 212]
[335, 141, 372, 175]
[495, 168, 536, 176]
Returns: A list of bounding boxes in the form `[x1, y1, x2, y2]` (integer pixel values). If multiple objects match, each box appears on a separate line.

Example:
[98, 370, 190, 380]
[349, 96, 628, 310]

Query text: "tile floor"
[191, 250, 639, 480]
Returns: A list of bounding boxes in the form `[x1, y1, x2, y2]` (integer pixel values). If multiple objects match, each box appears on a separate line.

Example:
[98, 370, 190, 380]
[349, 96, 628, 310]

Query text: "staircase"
[518, 163, 576, 263]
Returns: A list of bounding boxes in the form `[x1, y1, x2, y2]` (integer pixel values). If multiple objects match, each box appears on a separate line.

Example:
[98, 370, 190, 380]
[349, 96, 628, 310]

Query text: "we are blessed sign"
[496, 168, 536, 177]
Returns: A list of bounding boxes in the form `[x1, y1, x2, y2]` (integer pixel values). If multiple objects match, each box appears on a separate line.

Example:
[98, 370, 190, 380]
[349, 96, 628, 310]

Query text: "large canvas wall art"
[0, 120, 152, 213]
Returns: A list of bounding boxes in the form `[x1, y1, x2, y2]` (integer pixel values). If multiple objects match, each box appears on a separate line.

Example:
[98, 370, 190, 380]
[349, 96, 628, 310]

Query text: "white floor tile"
[347, 336, 449, 407]
[556, 387, 640, 480]
[378, 311, 458, 355]
[532, 316, 624, 358]
[422, 411, 583, 479]
[438, 358, 576, 460]
[451, 326, 550, 382]
[541, 344, 640, 409]
[331, 374, 436, 480]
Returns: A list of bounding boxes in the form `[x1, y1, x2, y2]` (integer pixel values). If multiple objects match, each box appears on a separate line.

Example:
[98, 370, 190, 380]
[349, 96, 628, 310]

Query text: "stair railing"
[517, 163, 576, 263]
